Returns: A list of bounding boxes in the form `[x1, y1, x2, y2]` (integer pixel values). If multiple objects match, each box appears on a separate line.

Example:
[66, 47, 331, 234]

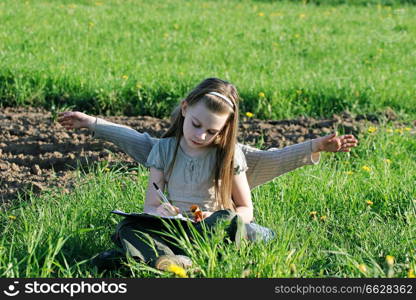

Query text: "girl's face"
[181, 101, 229, 149]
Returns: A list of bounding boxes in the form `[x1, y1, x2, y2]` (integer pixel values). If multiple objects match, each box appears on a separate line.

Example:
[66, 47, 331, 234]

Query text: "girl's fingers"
[160, 203, 178, 216]
[60, 121, 73, 127]
[340, 135, 358, 144]
[173, 206, 180, 214]
[57, 116, 72, 123]
[340, 142, 358, 150]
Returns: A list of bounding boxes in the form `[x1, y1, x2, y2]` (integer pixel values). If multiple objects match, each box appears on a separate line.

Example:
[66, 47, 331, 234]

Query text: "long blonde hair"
[163, 78, 240, 210]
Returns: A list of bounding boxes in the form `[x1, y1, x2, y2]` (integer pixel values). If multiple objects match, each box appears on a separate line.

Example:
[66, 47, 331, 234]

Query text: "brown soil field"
[0, 106, 402, 209]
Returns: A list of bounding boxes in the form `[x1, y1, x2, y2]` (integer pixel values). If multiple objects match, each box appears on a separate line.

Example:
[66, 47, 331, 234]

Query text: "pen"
[152, 182, 170, 204]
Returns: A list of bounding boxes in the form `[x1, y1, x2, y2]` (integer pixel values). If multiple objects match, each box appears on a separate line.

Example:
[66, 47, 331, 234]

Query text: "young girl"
[58, 78, 358, 270]
[107, 78, 274, 271]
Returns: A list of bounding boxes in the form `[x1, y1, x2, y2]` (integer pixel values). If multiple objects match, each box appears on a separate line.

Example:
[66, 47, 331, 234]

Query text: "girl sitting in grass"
[58, 78, 358, 271]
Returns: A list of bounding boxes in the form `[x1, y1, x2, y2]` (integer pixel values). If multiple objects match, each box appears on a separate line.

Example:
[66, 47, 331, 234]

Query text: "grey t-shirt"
[145, 137, 248, 214]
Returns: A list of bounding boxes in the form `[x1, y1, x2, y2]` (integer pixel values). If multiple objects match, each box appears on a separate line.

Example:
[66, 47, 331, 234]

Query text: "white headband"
[208, 92, 234, 109]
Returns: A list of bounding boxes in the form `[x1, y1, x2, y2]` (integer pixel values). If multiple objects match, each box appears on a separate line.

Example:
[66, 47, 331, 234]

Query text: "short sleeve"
[234, 144, 248, 175]
[145, 139, 165, 170]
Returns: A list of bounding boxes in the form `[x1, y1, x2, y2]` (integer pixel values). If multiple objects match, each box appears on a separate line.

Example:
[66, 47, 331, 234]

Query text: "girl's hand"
[57, 111, 96, 130]
[313, 133, 358, 153]
[156, 203, 180, 217]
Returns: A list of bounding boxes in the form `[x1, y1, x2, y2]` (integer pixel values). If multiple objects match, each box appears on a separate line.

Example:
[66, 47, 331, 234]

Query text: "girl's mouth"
[192, 140, 203, 146]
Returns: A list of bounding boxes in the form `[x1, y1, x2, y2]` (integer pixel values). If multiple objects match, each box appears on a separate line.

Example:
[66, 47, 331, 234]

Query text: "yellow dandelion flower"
[104, 167, 110, 172]
[385, 255, 394, 267]
[136, 83, 142, 89]
[367, 127, 377, 133]
[366, 200, 373, 206]
[361, 166, 371, 172]
[299, 13, 306, 19]
[8, 215, 16, 220]
[95, 2, 103, 6]
[258, 12, 265, 17]
[345, 171, 354, 175]
[246, 112, 254, 118]
[320, 215, 327, 222]
[309, 211, 317, 220]
[386, 128, 393, 133]
[394, 128, 404, 134]
[405, 127, 412, 132]
[258, 92, 265, 98]
[358, 264, 367, 273]
[408, 268, 415, 278]
[384, 158, 391, 164]
[167, 264, 188, 278]
[122, 75, 128, 80]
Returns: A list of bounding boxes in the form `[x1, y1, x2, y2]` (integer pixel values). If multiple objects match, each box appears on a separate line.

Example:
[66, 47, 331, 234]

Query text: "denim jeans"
[111, 210, 245, 265]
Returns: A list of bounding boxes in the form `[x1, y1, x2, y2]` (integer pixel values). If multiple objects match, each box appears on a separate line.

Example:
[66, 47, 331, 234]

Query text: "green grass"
[0, 0, 415, 119]
[1, 125, 415, 277]
[1, 0, 414, 278]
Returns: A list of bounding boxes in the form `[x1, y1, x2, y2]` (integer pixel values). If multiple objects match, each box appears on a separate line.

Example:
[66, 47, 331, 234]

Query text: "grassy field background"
[0, 0, 415, 278]
[0, 0, 415, 119]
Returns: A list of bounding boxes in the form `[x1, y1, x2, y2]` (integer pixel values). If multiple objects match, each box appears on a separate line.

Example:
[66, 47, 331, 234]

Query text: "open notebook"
[111, 210, 195, 223]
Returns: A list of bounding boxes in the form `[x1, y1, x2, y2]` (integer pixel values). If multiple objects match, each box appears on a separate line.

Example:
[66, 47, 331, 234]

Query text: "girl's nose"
[195, 129, 206, 141]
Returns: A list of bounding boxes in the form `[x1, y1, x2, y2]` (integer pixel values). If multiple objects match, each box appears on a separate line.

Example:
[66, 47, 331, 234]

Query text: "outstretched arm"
[242, 133, 358, 189]
[58, 111, 158, 165]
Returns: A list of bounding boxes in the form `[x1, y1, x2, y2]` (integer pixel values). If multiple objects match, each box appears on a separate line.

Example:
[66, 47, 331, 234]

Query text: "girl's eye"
[208, 130, 216, 135]
[192, 122, 200, 128]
